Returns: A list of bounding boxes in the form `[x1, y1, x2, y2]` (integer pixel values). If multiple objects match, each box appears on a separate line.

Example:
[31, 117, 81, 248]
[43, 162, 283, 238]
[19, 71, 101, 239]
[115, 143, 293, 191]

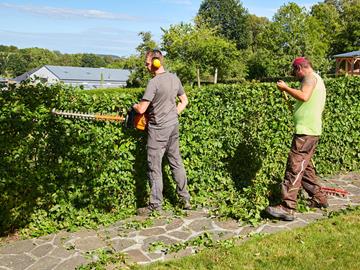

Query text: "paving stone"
[340, 172, 360, 181]
[74, 236, 106, 252]
[268, 219, 294, 227]
[165, 218, 184, 231]
[327, 204, 348, 212]
[109, 238, 137, 252]
[343, 185, 360, 195]
[37, 234, 55, 242]
[237, 225, 257, 236]
[0, 240, 36, 254]
[53, 231, 72, 246]
[296, 212, 324, 222]
[214, 219, 240, 230]
[139, 227, 166, 237]
[27, 256, 61, 270]
[328, 198, 350, 205]
[184, 210, 209, 220]
[73, 229, 98, 238]
[325, 179, 349, 186]
[187, 219, 214, 232]
[53, 254, 89, 270]
[0, 254, 35, 269]
[147, 252, 164, 260]
[142, 236, 178, 251]
[351, 181, 360, 188]
[125, 249, 151, 264]
[349, 195, 360, 203]
[49, 247, 75, 259]
[151, 218, 170, 227]
[30, 243, 54, 258]
[167, 230, 192, 240]
[97, 228, 122, 240]
[209, 230, 235, 241]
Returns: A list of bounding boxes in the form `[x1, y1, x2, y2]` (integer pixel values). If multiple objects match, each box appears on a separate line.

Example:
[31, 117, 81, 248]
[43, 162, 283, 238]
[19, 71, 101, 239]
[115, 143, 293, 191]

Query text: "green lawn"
[132, 208, 360, 270]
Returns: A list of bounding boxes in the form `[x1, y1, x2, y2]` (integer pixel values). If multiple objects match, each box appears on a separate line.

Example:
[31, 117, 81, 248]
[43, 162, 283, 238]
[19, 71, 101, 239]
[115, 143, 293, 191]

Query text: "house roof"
[333, 50, 360, 58]
[45, 65, 130, 82]
[12, 67, 41, 82]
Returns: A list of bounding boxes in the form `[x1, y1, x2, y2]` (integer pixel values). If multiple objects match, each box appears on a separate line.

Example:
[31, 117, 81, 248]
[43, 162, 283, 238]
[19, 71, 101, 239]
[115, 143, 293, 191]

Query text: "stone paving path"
[1, 172, 360, 270]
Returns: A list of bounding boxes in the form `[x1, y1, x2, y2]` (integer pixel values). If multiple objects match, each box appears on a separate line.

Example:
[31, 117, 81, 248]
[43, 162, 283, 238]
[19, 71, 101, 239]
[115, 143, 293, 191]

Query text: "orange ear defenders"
[151, 49, 162, 69]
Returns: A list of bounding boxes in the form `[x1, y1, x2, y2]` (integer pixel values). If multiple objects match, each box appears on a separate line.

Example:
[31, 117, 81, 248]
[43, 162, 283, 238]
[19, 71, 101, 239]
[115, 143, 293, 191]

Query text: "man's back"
[143, 72, 184, 129]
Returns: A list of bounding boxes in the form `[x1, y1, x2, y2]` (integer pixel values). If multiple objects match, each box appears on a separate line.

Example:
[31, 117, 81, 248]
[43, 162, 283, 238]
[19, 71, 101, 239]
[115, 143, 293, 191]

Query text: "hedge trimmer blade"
[51, 108, 124, 122]
[320, 186, 349, 197]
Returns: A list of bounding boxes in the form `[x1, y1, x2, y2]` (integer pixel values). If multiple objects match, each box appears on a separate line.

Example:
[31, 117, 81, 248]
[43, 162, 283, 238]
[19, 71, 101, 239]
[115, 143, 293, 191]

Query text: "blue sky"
[0, 0, 317, 57]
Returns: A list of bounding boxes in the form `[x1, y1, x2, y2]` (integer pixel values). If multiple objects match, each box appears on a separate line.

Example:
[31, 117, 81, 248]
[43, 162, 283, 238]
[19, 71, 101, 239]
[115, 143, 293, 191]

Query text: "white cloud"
[0, 3, 139, 21]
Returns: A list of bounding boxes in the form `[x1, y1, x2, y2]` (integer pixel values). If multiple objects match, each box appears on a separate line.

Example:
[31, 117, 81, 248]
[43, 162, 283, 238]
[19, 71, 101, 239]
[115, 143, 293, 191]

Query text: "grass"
[131, 207, 360, 270]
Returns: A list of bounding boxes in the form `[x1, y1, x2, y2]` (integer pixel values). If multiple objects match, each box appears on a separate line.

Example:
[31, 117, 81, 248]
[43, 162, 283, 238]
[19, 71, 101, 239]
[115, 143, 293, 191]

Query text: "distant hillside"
[0, 44, 126, 78]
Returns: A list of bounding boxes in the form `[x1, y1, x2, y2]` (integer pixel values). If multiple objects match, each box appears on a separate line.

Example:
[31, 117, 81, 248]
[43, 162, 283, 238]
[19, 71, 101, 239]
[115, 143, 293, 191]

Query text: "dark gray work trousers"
[147, 123, 190, 209]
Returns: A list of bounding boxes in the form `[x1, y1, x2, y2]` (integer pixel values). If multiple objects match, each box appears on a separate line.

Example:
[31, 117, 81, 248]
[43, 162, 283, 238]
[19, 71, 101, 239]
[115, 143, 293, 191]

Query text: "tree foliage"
[0, 46, 122, 78]
[250, 3, 330, 78]
[197, 0, 251, 50]
[162, 21, 244, 85]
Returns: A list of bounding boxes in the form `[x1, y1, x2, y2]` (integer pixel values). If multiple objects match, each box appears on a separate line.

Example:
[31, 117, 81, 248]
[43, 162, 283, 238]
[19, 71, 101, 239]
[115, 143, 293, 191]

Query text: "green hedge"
[0, 77, 359, 236]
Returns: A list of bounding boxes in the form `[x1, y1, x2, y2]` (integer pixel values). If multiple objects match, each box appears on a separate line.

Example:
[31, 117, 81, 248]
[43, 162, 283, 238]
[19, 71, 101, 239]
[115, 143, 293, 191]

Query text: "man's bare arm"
[133, 100, 150, 114]
[177, 93, 188, 115]
[277, 76, 316, 102]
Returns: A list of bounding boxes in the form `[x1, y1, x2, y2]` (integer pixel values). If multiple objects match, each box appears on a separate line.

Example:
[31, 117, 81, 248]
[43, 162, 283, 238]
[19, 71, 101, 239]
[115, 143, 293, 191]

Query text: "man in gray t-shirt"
[133, 49, 191, 215]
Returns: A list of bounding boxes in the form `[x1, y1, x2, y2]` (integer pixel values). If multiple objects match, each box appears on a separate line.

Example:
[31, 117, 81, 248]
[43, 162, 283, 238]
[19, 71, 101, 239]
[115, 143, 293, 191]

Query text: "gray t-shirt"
[142, 71, 184, 129]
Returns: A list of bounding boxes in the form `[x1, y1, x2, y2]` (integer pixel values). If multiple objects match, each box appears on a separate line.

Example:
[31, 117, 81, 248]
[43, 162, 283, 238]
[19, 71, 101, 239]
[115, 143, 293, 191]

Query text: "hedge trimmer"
[51, 108, 148, 131]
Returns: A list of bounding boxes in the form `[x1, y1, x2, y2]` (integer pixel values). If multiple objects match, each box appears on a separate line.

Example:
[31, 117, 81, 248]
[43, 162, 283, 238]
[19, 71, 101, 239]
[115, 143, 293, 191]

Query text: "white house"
[13, 65, 131, 89]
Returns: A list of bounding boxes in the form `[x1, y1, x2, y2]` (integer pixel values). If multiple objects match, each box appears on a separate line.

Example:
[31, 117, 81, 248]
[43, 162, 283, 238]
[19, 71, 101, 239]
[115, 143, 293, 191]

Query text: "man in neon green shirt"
[266, 57, 328, 221]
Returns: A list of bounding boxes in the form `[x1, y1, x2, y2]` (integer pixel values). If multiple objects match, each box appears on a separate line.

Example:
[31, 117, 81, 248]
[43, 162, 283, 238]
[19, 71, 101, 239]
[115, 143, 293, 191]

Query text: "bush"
[0, 77, 359, 235]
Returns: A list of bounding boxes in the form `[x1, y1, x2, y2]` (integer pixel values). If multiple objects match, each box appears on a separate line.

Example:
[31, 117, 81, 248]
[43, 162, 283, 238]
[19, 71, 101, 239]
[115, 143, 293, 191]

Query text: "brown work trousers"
[281, 134, 327, 209]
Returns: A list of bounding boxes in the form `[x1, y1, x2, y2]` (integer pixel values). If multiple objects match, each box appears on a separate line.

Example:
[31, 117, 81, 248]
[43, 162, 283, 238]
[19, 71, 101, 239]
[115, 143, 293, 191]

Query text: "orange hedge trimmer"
[51, 108, 148, 131]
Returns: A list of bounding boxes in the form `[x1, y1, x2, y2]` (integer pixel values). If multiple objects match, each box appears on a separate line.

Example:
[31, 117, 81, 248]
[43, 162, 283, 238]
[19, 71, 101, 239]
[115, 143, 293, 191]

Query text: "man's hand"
[133, 100, 150, 114]
[277, 80, 289, 92]
[177, 93, 188, 115]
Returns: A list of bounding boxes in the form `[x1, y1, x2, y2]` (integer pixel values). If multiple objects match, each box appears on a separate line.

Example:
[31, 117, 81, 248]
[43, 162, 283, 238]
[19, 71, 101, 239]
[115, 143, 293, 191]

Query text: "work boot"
[137, 205, 163, 216]
[308, 196, 329, 209]
[180, 198, 192, 210]
[265, 204, 295, 221]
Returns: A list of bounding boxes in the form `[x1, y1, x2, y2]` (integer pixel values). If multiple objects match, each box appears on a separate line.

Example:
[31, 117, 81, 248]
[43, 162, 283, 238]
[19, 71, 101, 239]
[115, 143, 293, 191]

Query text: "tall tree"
[311, 2, 342, 56]
[335, 0, 360, 53]
[254, 3, 329, 78]
[197, 0, 251, 50]
[162, 21, 243, 86]
[248, 15, 270, 54]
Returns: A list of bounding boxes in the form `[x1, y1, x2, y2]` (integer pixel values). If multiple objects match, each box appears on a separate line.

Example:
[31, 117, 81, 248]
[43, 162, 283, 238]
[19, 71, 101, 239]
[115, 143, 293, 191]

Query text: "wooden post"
[197, 68, 201, 88]
[214, 68, 218, 84]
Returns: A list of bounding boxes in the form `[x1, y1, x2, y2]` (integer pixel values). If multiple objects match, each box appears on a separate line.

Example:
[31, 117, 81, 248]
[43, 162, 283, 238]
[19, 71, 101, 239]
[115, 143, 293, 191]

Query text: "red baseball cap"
[292, 57, 308, 69]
